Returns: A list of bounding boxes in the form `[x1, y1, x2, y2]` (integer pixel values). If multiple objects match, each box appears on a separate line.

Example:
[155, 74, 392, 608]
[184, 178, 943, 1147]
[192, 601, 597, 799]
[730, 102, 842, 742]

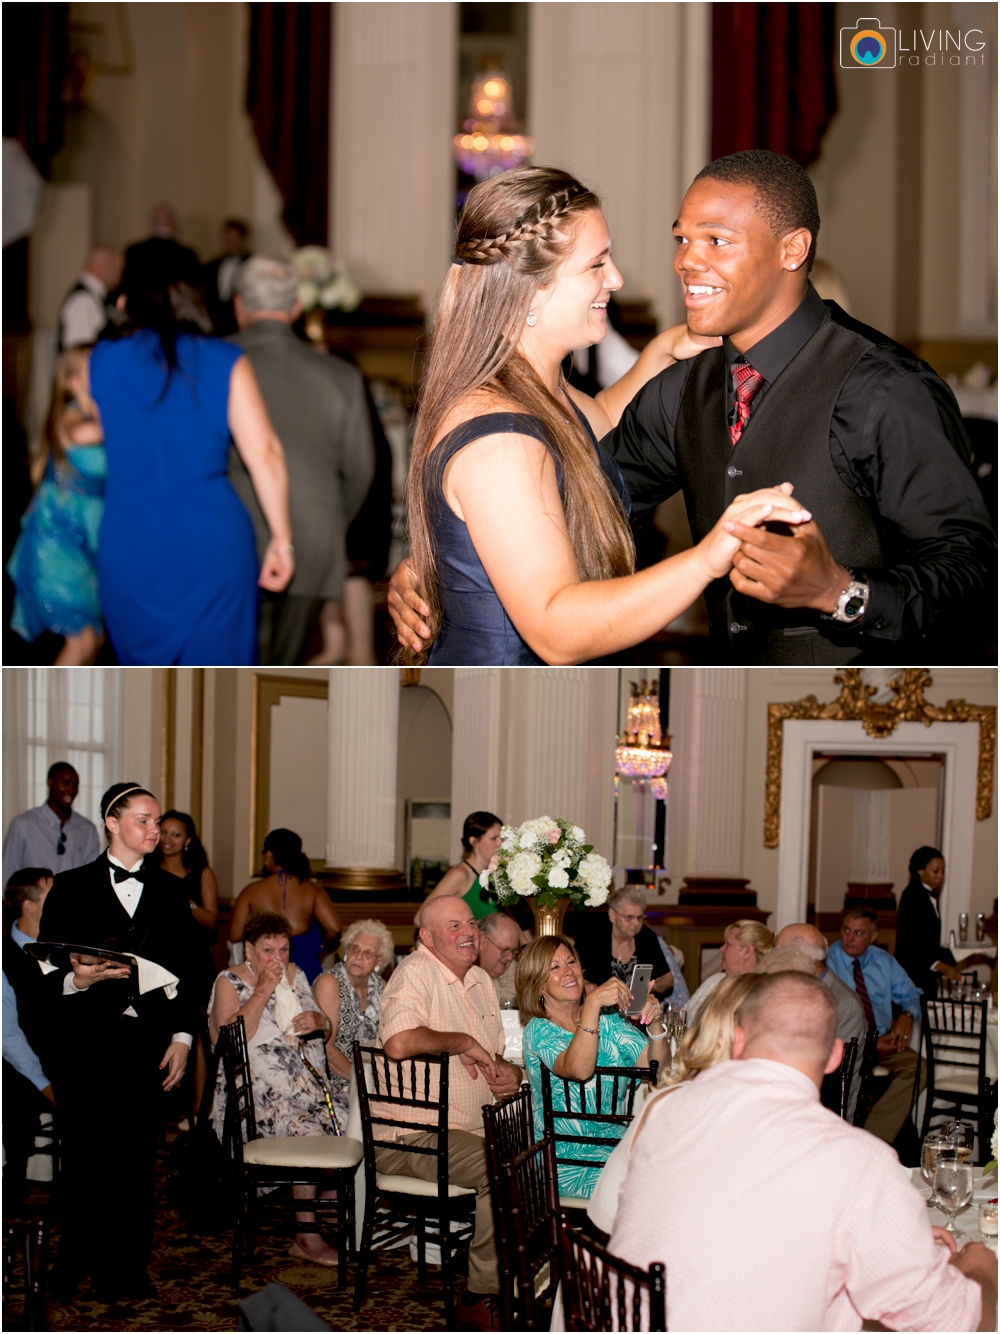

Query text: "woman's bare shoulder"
[433, 390, 532, 447]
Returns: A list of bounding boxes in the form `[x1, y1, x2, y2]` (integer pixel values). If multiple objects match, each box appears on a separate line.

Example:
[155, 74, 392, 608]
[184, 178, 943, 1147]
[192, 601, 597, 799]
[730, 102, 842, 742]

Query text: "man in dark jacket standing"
[229, 256, 375, 664]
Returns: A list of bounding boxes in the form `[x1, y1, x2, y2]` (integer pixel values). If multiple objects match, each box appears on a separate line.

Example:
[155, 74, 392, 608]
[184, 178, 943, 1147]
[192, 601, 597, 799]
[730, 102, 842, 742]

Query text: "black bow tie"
[113, 864, 146, 884]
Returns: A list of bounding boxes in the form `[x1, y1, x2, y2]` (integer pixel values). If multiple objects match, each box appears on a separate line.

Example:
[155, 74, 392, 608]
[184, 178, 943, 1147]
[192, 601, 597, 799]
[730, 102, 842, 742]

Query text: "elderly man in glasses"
[3, 764, 99, 883]
[476, 912, 522, 1005]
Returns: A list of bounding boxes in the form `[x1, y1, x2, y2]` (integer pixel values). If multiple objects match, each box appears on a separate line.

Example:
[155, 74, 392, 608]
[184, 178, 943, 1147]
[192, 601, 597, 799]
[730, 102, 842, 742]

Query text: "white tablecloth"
[912, 1166, 998, 1244]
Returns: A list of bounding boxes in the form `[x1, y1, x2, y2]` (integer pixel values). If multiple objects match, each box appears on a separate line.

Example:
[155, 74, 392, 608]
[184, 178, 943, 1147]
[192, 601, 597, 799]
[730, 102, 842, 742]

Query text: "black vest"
[675, 314, 884, 665]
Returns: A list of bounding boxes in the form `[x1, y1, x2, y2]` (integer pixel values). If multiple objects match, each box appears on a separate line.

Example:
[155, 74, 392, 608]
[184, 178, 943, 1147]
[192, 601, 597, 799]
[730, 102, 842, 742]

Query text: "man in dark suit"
[388, 150, 995, 665]
[39, 783, 200, 1303]
[229, 256, 375, 665]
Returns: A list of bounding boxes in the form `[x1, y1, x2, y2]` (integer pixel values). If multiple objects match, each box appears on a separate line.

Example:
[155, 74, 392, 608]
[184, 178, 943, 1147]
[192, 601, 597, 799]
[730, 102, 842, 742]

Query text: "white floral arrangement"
[480, 816, 612, 912]
[985, 1108, 998, 1176]
[291, 246, 362, 312]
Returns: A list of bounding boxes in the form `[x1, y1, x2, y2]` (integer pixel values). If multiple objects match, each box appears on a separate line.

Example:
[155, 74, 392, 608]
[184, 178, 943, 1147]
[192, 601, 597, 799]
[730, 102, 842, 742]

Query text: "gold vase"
[531, 898, 569, 938]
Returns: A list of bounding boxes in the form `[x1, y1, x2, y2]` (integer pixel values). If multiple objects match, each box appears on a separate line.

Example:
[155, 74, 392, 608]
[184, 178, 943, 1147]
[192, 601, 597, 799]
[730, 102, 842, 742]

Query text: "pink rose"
[488, 855, 499, 872]
[547, 828, 560, 843]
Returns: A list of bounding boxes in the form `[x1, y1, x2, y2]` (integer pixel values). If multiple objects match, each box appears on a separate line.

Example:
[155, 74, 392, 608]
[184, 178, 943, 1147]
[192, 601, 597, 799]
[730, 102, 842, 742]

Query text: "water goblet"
[933, 1159, 974, 1242]
[921, 1132, 954, 1209]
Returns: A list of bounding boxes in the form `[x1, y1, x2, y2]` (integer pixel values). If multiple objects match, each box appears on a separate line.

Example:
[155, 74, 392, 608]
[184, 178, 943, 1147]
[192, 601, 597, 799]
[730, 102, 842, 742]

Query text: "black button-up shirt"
[603, 284, 995, 645]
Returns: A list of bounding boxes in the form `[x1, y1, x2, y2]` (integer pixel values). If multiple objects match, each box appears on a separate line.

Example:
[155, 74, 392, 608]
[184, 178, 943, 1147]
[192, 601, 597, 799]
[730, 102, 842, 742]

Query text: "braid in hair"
[401, 166, 635, 664]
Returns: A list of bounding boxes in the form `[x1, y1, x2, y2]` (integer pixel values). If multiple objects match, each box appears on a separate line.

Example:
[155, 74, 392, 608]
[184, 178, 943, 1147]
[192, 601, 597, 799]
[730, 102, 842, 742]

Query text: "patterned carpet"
[3, 1137, 470, 1332]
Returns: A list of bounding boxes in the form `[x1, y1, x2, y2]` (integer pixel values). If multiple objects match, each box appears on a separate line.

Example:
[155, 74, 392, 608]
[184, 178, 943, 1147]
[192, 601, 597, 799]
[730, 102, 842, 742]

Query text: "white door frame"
[776, 720, 978, 936]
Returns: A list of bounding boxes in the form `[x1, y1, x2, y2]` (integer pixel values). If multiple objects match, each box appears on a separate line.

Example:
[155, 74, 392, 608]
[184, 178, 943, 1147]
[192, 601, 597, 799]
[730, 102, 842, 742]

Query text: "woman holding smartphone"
[516, 934, 666, 1200]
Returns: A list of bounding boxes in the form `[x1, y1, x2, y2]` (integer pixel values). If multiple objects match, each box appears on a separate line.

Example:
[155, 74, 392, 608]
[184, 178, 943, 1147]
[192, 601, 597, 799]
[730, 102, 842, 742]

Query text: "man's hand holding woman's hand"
[700, 485, 813, 581]
[458, 1037, 500, 1083]
[388, 558, 430, 653]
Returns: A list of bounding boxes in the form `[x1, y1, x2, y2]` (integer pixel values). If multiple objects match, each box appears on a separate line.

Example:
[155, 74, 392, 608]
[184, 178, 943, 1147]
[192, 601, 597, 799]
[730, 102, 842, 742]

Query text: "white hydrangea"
[508, 851, 543, 895]
[584, 882, 610, 907]
[553, 849, 571, 868]
[571, 826, 586, 843]
[578, 852, 611, 892]
[547, 866, 569, 889]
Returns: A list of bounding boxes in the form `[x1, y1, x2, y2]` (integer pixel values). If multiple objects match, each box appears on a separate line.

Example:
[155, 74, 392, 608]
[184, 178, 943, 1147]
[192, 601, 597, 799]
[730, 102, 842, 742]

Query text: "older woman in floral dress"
[209, 911, 340, 1268]
[313, 918, 395, 1126]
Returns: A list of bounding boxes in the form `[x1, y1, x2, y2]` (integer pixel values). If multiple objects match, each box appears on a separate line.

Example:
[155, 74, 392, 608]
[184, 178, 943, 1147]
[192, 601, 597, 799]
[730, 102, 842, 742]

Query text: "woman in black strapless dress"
[399, 167, 811, 665]
[153, 810, 219, 1105]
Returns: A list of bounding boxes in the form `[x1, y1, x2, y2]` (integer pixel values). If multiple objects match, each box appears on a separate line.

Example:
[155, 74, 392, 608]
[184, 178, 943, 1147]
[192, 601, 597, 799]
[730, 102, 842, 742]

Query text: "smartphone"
[625, 963, 654, 1016]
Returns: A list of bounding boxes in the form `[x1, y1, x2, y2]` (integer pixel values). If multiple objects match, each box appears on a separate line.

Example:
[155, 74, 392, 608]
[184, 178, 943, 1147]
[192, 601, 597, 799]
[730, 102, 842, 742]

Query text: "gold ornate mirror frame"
[764, 669, 996, 847]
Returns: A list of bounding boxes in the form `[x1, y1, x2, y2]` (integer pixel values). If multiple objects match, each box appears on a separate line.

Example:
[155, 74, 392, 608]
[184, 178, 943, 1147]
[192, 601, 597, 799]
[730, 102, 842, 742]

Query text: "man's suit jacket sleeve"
[335, 367, 376, 529]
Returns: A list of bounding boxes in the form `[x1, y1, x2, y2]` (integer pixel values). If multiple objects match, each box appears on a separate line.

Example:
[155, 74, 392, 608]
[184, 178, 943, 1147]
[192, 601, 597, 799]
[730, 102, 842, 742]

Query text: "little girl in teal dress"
[7, 347, 107, 664]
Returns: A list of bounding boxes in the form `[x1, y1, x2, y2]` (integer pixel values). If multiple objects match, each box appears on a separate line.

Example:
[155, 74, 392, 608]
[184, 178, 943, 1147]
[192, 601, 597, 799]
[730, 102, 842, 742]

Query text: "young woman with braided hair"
[395, 166, 811, 664]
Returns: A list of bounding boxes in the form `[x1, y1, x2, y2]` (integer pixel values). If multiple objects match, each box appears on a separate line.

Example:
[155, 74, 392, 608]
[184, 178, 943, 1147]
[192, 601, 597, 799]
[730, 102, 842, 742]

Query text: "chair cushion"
[243, 1134, 363, 1169]
[934, 1071, 980, 1096]
[559, 1194, 588, 1210]
[375, 1172, 476, 1198]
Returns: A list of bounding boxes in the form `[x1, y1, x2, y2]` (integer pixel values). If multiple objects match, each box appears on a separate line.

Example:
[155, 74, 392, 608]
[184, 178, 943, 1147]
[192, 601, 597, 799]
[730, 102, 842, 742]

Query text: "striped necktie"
[729, 362, 764, 446]
[852, 959, 877, 1030]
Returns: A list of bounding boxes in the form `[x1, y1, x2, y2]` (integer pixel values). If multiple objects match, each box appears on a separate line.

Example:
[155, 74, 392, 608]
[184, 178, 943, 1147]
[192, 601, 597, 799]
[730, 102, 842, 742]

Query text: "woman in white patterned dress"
[209, 911, 340, 1268]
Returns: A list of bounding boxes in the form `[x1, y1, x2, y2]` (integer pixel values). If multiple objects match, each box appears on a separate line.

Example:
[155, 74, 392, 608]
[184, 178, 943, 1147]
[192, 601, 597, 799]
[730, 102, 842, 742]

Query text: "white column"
[667, 669, 748, 881]
[450, 668, 618, 865]
[529, 2, 710, 328]
[331, 3, 457, 310]
[326, 668, 401, 878]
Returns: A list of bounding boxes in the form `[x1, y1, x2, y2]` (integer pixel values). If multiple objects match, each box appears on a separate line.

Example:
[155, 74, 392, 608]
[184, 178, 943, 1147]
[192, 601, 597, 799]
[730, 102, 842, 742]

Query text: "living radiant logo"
[840, 16, 988, 69]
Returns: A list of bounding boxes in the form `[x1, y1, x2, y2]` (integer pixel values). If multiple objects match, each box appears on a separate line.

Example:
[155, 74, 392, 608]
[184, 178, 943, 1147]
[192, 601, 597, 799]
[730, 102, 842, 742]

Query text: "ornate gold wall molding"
[764, 670, 996, 848]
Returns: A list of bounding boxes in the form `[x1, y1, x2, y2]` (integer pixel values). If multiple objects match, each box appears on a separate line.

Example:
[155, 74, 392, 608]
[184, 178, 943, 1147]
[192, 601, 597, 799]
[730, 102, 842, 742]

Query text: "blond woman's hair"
[725, 919, 774, 963]
[659, 973, 757, 1087]
[402, 166, 635, 663]
[514, 932, 582, 1027]
[32, 346, 96, 485]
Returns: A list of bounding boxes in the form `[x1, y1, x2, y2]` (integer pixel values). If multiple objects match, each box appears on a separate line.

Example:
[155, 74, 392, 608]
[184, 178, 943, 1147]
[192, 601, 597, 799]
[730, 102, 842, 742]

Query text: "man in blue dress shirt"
[2, 763, 99, 883]
[827, 905, 923, 1146]
[2, 867, 56, 1199]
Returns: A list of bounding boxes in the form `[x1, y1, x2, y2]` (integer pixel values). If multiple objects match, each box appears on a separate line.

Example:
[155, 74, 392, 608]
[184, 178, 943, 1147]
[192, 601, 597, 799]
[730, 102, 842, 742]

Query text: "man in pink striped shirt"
[610, 973, 995, 1331]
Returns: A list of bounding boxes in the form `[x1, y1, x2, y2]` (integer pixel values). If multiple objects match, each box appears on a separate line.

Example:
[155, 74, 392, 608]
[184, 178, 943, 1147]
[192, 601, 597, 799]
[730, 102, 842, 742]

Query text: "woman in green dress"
[414, 809, 503, 923]
[518, 934, 667, 1199]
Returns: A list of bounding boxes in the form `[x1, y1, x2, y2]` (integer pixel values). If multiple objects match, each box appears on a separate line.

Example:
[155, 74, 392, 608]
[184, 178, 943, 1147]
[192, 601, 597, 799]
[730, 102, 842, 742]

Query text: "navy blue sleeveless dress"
[425, 410, 631, 665]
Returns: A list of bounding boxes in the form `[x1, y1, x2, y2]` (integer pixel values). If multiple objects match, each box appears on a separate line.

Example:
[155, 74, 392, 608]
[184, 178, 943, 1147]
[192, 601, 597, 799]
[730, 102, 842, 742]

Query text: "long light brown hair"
[403, 166, 635, 663]
[32, 346, 96, 485]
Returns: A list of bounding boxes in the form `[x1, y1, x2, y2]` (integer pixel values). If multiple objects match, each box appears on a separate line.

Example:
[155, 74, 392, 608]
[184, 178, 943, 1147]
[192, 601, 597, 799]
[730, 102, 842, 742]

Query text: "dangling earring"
[526, 305, 537, 327]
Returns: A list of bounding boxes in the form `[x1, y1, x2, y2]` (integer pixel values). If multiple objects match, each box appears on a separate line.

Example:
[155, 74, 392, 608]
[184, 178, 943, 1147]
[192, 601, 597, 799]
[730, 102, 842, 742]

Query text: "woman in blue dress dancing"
[86, 253, 294, 664]
[7, 347, 107, 664]
[397, 167, 811, 665]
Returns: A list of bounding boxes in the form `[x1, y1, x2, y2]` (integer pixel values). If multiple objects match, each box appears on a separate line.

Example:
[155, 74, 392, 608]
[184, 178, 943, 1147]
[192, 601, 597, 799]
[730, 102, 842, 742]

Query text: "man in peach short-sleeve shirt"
[377, 896, 520, 1330]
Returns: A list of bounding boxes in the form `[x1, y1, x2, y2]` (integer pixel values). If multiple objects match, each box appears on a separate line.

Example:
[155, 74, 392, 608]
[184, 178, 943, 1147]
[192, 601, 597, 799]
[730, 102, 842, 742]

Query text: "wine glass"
[934, 1159, 974, 1241]
[946, 1121, 976, 1162]
[921, 1132, 954, 1209]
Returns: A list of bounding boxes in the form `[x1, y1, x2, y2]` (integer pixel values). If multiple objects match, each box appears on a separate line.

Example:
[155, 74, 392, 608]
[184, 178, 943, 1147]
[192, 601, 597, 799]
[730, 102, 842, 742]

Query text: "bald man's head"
[418, 896, 480, 978]
[734, 973, 839, 1085]
[775, 923, 828, 973]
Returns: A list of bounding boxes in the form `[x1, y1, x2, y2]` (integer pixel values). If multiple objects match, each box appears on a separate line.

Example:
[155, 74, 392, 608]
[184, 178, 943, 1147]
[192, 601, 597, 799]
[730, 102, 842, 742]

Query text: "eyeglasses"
[57, 830, 66, 856]
[612, 909, 645, 924]
[483, 939, 519, 961]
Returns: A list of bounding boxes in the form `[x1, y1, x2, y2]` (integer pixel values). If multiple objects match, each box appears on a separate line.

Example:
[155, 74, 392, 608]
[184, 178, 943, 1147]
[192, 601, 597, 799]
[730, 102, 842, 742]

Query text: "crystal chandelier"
[454, 69, 533, 180]
[615, 680, 672, 785]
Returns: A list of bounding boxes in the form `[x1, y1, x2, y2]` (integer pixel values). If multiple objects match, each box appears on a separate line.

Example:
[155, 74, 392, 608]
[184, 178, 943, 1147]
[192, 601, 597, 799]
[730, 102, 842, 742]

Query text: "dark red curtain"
[711, 3, 837, 167]
[247, 3, 331, 246]
[2, 2, 69, 177]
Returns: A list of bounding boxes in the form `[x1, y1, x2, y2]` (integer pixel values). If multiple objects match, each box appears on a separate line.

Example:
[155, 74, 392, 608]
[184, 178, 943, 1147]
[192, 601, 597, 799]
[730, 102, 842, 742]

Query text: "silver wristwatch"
[827, 574, 870, 624]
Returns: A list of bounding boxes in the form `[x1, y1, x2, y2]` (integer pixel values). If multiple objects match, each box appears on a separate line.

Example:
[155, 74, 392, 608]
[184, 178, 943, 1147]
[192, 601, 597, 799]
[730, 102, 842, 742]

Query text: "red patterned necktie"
[729, 362, 764, 446]
[852, 959, 877, 1030]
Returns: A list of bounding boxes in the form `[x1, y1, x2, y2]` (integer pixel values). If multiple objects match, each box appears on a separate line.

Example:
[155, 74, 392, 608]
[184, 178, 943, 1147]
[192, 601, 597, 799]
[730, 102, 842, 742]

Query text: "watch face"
[844, 594, 865, 618]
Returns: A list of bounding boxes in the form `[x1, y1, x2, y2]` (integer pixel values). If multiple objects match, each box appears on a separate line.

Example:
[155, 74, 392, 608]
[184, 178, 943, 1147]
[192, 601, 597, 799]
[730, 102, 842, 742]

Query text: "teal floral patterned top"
[522, 1010, 648, 1199]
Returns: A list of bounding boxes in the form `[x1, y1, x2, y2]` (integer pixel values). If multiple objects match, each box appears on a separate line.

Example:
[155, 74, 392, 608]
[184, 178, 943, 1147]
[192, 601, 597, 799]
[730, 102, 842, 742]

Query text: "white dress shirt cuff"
[171, 1033, 193, 1048]
[63, 972, 86, 995]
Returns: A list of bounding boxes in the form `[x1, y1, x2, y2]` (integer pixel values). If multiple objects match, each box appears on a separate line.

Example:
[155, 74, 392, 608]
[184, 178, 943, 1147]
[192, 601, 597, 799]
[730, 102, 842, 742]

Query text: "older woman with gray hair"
[229, 255, 375, 666]
[313, 918, 395, 1125]
[574, 884, 685, 1002]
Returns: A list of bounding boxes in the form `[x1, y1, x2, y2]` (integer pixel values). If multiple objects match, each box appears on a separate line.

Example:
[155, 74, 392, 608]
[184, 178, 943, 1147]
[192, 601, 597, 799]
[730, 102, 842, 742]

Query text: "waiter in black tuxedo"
[605, 149, 995, 665]
[893, 846, 987, 1000]
[39, 782, 200, 1303]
